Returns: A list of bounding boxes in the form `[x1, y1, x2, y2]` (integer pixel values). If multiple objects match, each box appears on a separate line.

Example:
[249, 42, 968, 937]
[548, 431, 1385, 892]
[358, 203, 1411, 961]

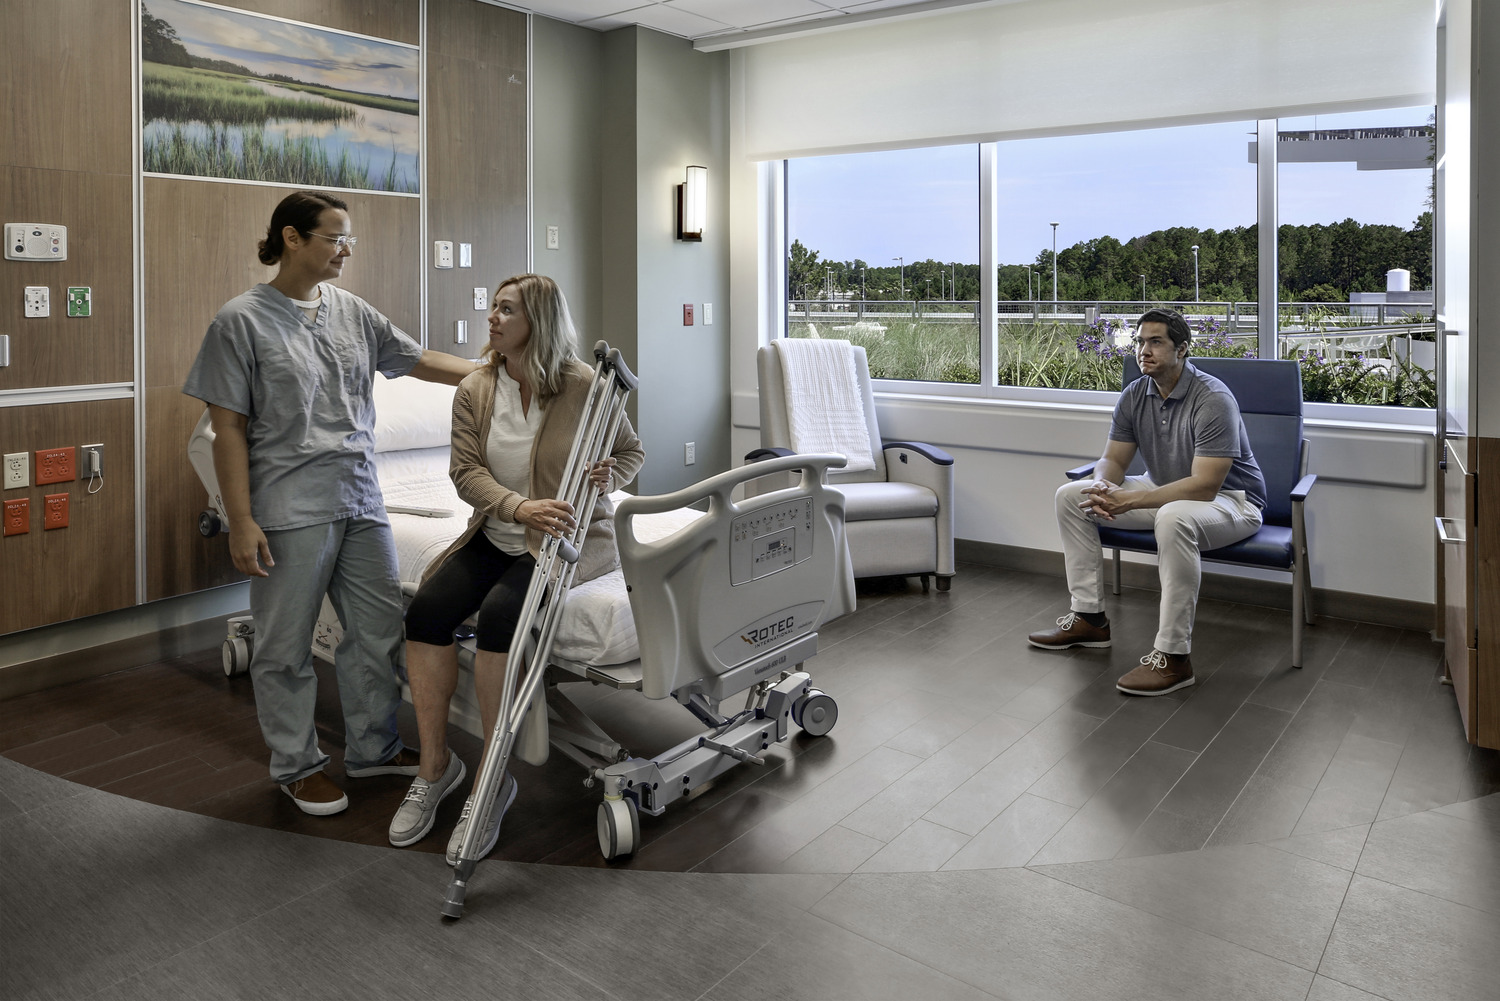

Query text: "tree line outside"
[787, 214, 1433, 305]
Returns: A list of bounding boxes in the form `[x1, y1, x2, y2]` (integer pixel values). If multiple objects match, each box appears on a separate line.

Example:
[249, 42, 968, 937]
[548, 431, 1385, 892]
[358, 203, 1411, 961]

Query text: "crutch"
[442, 340, 637, 919]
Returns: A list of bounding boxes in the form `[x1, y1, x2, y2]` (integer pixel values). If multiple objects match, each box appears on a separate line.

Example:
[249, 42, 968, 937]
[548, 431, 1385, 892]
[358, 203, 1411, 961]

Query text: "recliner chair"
[750, 340, 955, 591]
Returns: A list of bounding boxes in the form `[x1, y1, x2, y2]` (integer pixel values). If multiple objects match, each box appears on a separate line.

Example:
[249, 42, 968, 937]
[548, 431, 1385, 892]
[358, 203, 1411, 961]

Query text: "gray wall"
[531, 16, 605, 346]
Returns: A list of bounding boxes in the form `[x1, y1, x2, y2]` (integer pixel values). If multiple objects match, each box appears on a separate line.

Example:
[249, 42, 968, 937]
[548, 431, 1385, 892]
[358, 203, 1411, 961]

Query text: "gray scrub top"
[182, 283, 425, 531]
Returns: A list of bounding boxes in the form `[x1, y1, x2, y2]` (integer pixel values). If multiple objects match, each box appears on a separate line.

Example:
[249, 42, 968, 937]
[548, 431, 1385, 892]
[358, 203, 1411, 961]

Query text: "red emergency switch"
[43, 493, 69, 530]
[36, 447, 75, 485]
[683, 304, 694, 326]
[3, 498, 29, 536]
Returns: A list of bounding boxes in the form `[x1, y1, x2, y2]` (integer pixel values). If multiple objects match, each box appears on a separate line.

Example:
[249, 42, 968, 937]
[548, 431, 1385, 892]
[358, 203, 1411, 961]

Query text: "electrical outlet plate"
[434, 240, 454, 269]
[683, 304, 694, 326]
[703, 302, 713, 325]
[4, 452, 27, 490]
[5, 223, 67, 261]
[67, 287, 91, 317]
[25, 286, 49, 318]
[546, 225, 559, 250]
[35, 446, 74, 485]
[685, 441, 696, 465]
[43, 493, 68, 530]
[80, 443, 103, 478]
[454, 320, 468, 345]
[473, 287, 488, 311]
[3, 498, 28, 536]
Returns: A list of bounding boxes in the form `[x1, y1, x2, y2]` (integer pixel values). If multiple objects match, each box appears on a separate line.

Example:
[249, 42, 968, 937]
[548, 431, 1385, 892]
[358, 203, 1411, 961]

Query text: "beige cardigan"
[422, 357, 645, 586]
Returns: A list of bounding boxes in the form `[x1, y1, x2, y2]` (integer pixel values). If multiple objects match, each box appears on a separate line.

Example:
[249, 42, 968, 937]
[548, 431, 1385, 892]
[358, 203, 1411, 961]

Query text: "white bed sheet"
[377, 449, 700, 668]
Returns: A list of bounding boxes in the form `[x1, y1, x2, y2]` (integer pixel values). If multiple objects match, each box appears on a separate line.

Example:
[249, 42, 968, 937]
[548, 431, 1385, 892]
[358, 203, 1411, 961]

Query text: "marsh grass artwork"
[141, 0, 419, 193]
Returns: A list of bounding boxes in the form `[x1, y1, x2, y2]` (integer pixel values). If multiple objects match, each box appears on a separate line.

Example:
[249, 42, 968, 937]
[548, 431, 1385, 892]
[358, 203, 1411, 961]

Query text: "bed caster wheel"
[198, 510, 223, 537]
[597, 796, 639, 860]
[222, 637, 251, 678]
[792, 689, 838, 737]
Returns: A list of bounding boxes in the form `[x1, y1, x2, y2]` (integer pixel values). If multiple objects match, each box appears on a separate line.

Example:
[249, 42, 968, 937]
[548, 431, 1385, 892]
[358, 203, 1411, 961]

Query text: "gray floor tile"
[1306, 975, 1391, 1001]
[1034, 842, 1352, 971]
[702, 910, 999, 1001]
[855, 819, 969, 873]
[1293, 733, 1405, 836]
[0, 755, 89, 815]
[1356, 810, 1500, 914]
[1434, 790, 1500, 827]
[1028, 740, 1197, 865]
[1027, 696, 1182, 809]
[1207, 773, 1317, 847]
[811, 868, 1314, 1000]
[1261, 824, 1371, 871]
[944, 793, 1075, 870]
[1320, 874, 1500, 1001]
[779, 824, 884, 874]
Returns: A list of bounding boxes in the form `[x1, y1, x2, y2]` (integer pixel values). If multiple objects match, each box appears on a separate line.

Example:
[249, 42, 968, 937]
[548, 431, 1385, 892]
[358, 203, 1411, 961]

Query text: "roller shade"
[737, 0, 1435, 161]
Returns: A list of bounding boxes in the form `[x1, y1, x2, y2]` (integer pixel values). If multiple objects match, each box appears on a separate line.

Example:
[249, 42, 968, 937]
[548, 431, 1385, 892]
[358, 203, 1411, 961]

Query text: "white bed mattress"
[377, 450, 700, 667]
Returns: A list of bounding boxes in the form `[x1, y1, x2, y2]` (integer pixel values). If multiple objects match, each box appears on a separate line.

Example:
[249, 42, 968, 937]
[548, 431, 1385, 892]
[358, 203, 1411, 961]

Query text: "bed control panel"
[730, 497, 813, 585]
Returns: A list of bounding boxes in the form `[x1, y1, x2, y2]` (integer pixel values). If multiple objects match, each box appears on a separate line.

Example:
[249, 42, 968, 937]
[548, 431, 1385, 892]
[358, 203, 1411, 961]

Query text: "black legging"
[404, 531, 536, 652]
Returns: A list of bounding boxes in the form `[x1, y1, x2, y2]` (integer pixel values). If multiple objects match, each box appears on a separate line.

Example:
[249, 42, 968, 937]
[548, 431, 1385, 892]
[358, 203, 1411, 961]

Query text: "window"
[1275, 107, 1435, 407]
[785, 145, 980, 384]
[993, 121, 1256, 392]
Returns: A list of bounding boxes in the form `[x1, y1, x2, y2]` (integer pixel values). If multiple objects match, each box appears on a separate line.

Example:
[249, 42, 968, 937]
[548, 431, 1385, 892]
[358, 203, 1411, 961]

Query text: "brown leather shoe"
[280, 771, 349, 815]
[346, 746, 422, 778]
[1028, 612, 1112, 650]
[1116, 650, 1194, 696]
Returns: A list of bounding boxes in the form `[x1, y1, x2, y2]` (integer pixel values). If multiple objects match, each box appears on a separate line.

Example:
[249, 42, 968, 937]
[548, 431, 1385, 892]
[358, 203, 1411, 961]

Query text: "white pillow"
[372, 374, 457, 453]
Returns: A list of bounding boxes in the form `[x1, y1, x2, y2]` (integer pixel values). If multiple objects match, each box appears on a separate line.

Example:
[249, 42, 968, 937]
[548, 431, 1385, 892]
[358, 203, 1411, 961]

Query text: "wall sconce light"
[677, 165, 707, 242]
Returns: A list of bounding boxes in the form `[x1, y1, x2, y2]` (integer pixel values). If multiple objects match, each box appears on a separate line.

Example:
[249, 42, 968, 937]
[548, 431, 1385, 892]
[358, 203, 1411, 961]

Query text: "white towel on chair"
[776, 338, 875, 472]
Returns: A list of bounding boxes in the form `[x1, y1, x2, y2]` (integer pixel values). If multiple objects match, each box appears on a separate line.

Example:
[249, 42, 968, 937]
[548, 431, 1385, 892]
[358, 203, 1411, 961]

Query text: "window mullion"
[980, 143, 999, 394]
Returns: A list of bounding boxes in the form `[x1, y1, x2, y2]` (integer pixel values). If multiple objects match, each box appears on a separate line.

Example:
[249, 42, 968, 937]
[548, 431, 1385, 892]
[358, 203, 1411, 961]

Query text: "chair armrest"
[1066, 462, 1097, 481]
[746, 446, 796, 464]
[882, 440, 953, 466]
[1290, 473, 1317, 503]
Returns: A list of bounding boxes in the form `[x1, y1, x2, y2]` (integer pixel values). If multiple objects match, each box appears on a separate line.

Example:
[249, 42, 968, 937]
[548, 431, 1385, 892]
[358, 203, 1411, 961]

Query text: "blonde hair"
[485, 273, 580, 406]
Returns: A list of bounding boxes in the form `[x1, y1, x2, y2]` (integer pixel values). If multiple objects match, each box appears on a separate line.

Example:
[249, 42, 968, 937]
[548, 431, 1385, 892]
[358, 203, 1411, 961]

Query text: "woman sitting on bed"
[391, 273, 644, 860]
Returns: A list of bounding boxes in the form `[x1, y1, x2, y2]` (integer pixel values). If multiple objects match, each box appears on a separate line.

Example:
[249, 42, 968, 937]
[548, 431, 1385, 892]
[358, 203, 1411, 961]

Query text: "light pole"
[1140, 274, 1146, 300]
[893, 257, 905, 300]
[1025, 265, 1034, 301]
[1191, 245, 1199, 302]
[860, 266, 866, 301]
[925, 278, 932, 300]
[1050, 222, 1059, 304]
[825, 267, 834, 300]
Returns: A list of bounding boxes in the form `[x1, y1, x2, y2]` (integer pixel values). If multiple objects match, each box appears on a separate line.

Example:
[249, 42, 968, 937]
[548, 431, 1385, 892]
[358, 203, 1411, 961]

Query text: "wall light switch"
[4, 452, 28, 490]
[546, 225, 559, 250]
[24, 286, 49, 317]
[434, 240, 454, 269]
[455, 319, 468, 345]
[703, 302, 713, 325]
[67, 287, 91, 317]
[473, 288, 488, 311]
[458, 243, 472, 268]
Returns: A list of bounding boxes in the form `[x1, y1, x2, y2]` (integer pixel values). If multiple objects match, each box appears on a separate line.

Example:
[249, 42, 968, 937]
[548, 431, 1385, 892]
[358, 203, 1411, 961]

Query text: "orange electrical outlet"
[3, 498, 28, 536]
[35, 447, 75, 485]
[43, 493, 68, 530]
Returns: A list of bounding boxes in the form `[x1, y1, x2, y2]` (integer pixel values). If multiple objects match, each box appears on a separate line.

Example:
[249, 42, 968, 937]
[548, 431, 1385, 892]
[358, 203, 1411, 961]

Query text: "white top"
[482, 366, 541, 555]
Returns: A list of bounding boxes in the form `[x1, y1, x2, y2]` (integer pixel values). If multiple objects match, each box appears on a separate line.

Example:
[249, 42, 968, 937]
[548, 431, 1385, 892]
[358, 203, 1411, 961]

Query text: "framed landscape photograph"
[141, 0, 420, 194]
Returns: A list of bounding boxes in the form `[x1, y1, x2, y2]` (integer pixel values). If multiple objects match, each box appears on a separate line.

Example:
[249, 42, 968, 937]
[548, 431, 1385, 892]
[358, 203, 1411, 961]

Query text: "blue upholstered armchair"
[1067, 356, 1317, 667]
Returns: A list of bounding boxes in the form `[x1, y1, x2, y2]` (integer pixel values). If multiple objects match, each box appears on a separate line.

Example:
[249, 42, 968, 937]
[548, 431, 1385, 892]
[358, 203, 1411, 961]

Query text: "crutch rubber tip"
[441, 881, 467, 919]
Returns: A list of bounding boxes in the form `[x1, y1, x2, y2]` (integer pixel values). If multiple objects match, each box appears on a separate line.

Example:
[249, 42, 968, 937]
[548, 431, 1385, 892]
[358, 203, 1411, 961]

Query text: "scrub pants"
[1055, 475, 1262, 655]
[248, 514, 406, 784]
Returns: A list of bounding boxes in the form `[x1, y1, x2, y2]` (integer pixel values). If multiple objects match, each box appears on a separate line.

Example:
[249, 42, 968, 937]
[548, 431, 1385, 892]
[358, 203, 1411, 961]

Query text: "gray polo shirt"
[183, 283, 425, 531]
[1109, 362, 1267, 510]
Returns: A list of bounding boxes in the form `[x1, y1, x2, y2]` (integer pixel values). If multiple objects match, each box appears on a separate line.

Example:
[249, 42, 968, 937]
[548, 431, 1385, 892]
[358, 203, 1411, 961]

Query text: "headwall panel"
[0, 399, 136, 634]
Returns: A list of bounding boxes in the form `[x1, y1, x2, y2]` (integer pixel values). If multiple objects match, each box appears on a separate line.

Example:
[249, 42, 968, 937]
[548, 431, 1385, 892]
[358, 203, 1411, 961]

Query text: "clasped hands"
[1079, 478, 1139, 521]
[514, 459, 617, 538]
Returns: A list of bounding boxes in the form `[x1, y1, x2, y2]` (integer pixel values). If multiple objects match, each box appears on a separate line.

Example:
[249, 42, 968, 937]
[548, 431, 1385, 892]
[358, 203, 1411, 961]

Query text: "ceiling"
[496, 0, 1005, 47]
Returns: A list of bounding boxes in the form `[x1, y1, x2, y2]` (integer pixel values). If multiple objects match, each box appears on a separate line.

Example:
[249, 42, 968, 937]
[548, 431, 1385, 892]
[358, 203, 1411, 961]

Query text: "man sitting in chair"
[1028, 308, 1267, 696]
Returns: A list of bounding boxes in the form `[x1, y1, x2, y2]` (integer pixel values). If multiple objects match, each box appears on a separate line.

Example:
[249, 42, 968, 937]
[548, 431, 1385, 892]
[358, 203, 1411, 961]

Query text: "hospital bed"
[186, 350, 856, 873]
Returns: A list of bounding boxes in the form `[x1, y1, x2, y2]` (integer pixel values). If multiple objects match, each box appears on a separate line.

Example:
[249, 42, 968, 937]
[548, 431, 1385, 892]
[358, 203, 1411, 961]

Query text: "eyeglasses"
[307, 232, 357, 250]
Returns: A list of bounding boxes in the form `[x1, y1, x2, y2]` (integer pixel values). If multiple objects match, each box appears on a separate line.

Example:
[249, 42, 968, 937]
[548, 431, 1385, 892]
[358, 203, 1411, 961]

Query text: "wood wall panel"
[144, 387, 239, 602]
[208, 0, 419, 45]
[0, 399, 135, 634]
[1, 0, 132, 175]
[1477, 436, 1500, 748]
[425, 4, 529, 356]
[0, 168, 134, 390]
[143, 179, 419, 598]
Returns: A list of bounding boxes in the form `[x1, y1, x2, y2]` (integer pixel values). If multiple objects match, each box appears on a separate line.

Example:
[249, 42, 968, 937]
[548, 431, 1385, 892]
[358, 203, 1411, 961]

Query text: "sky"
[788, 108, 1433, 268]
[147, 0, 419, 100]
